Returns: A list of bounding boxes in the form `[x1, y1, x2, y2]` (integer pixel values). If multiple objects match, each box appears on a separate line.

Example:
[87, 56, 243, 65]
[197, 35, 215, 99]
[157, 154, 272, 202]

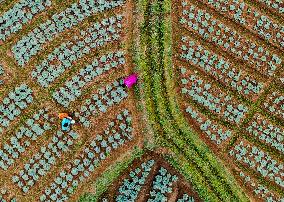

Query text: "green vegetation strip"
[138, 0, 249, 201]
[78, 147, 144, 202]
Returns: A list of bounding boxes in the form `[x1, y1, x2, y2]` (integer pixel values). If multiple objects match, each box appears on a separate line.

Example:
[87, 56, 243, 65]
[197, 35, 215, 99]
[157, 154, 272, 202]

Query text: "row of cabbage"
[12, 0, 125, 66]
[246, 113, 284, 154]
[185, 104, 233, 146]
[278, 72, 284, 89]
[39, 109, 133, 201]
[105, 157, 199, 202]
[74, 79, 128, 128]
[0, 108, 53, 171]
[179, 35, 265, 100]
[177, 194, 195, 202]
[238, 169, 283, 201]
[0, 0, 51, 41]
[12, 130, 79, 193]
[147, 167, 179, 202]
[179, 1, 282, 77]
[52, 51, 126, 107]
[198, 0, 284, 49]
[0, 65, 4, 85]
[279, 77, 284, 84]
[229, 140, 284, 188]
[0, 84, 33, 134]
[0, 188, 17, 202]
[255, 0, 284, 16]
[31, 14, 123, 87]
[116, 159, 156, 201]
[180, 67, 248, 125]
[263, 90, 284, 121]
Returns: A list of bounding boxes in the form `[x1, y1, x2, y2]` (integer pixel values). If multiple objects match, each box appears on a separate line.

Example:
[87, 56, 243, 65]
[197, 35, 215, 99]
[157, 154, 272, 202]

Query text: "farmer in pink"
[123, 73, 138, 88]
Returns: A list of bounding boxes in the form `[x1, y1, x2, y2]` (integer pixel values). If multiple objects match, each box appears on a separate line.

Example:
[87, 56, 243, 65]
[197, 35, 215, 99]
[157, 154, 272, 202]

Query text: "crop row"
[179, 35, 265, 100]
[280, 76, 284, 86]
[180, 67, 249, 125]
[0, 108, 53, 171]
[0, 188, 17, 202]
[39, 109, 133, 201]
[255, 0, 284, 16]
[0, 84, 33, 133]
[278, 68, 284, 87]
[12, 130, 78, 193]
[52, 51, 126, 107]
[0, 0, 51, 41]
[148, 167, 179, 202]
[238, 169, 283, 201]
[263, 90, 284, 121]
[256, 0, 284, 16]
[12, 0, 125, 66]
[229, 139, 284, 188]
[179, 1, 282, 77]
[74, 78, 128, 128]
[198, 0, 284, 49]
[31, 14, 123, 88]
[185, 104, 233, 146]
[177, 194, 195, 202]
[0, 65, 4, 85]
[116, 159, 155, 201]
[246, 113, 284, 155]
[103, 154, 201, 202]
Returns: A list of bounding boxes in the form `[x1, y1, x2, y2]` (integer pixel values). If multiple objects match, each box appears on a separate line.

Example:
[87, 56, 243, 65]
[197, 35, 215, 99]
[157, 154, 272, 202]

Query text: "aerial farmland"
[0, 0, 283, 201]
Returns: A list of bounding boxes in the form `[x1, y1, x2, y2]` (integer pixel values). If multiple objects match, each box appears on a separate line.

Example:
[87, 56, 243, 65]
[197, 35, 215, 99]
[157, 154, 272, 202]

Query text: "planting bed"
[263, 89, 284, 121]
[0, 187, 17, 202]
[229, 139, 284, 188]
[31, 14, 124, 88]
[97, 151, 202, 202]
[0, 108, 54, 171]
[179, 35, 266, 101]
[0, 0, 52, 42]
[179, 66, 249, 125]
[11, 0, 124, 66]
[254, 0, 284, 17]
[245, 113, 284, 155]
[52, 51, 126, 107]
[183, 103, 234, 149]
[232, 166, 284, 202]
[179, 1, 282, 78]
[198, 0, 284, 50]
[39, 109, 135, 201]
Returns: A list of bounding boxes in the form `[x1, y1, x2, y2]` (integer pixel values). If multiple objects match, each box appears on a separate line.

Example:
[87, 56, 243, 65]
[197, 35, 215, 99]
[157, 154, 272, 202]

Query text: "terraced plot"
[94, 152, 202, 202]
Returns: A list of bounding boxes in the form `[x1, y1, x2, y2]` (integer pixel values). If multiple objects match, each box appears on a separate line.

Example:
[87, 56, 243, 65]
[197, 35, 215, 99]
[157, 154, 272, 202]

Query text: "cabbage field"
[174, 0, 284, 201]
[0, 0, 284, 201]
[0, 0, 143, 201]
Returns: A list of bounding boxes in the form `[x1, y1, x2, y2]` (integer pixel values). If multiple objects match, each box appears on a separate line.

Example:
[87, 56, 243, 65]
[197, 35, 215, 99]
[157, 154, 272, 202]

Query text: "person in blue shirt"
[61, 117, 75, 131]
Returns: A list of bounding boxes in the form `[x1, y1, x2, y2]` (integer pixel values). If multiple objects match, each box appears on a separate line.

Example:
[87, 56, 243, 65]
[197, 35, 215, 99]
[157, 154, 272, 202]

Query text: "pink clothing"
[124, 74, 138, 88]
